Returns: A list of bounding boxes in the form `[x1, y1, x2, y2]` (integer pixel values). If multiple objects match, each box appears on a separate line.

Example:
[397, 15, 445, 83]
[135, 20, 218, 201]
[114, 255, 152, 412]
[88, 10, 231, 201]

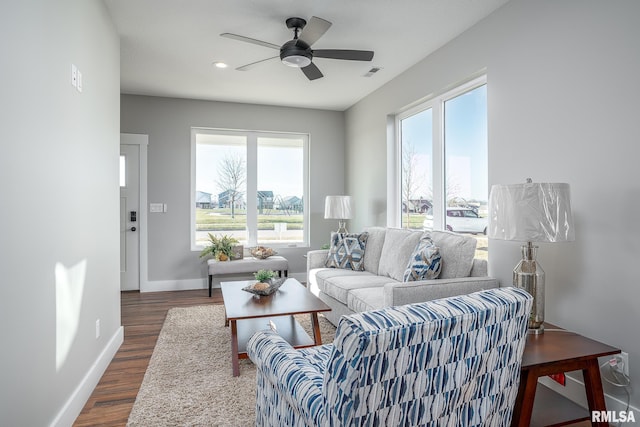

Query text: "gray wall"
[121, 95, 345, 284]
[0, 1, 121, 425]
[346, 0, 640, 410]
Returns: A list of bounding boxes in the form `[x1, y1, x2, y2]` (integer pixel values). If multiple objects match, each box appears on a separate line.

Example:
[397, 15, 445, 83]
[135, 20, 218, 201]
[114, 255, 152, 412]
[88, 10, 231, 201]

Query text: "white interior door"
[120, 144, 140, 290]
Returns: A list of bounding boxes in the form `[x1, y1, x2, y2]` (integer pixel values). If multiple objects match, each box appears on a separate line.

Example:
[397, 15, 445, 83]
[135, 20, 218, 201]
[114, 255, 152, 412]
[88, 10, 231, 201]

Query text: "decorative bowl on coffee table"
[242, 278, 284, 296]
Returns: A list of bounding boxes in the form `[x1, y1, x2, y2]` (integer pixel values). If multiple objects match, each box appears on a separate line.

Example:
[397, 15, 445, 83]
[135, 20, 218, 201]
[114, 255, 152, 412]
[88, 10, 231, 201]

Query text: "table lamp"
[488, 179, 574, 334]
[324, 195, 352, 234]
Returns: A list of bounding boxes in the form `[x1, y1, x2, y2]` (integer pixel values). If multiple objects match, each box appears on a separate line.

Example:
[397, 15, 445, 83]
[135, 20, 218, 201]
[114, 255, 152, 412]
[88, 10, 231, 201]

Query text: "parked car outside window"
[423, 207, 487, 235]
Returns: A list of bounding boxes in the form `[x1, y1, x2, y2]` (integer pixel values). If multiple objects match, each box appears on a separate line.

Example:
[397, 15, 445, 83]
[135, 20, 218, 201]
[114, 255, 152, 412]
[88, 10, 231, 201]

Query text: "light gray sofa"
[307, 227, 499, 325]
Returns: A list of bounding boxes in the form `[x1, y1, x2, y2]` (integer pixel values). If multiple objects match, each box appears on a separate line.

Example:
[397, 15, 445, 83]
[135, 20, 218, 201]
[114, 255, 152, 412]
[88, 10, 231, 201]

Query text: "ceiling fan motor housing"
[280, 39, 312, 67]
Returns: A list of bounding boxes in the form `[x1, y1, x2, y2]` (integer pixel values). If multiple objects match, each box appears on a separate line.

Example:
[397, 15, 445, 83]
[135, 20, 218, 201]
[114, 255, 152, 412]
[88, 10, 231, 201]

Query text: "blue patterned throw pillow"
[325, 232, 368, 271]
[403, 234, 442, 281]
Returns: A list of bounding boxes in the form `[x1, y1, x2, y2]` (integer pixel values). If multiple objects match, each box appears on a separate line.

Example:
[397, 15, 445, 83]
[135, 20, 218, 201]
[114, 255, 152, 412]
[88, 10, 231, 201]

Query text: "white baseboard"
[141, 278, 207, 292]
[141, 272, 307, 293]
[51, 326, 124, 427]
[539, 370, 638, 415]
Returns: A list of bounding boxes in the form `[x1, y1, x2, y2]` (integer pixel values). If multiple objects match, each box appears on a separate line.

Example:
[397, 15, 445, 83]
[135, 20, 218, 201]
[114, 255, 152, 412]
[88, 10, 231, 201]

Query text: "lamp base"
[528, 324, 544, 335]
[336, 220, 348, 234]
[513, 242, 545, 334]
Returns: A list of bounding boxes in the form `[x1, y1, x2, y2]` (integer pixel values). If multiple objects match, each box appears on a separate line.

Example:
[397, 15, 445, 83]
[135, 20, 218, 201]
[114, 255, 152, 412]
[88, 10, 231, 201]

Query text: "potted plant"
[199, 233, 239, 262]
[247, 270, 278, 294]
[254, 269, 276, 283]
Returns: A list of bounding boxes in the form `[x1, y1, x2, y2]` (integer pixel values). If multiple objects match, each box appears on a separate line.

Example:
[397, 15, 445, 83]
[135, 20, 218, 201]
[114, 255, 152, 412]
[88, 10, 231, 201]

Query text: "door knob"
[129, 226, 137, 232]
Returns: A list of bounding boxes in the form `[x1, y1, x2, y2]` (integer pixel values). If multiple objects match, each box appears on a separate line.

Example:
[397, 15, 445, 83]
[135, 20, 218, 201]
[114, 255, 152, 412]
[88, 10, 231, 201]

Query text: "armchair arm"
[384, 276, 499, 307]
[306, 249, 329, 271]
[306, 249, 329, 289]
[247, 330, 326, 426]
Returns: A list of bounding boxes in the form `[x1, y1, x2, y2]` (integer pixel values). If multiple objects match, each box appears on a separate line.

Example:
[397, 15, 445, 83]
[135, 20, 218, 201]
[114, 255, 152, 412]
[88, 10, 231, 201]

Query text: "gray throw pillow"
[430, 230, 477, 279]
[378, 228, 423, 281]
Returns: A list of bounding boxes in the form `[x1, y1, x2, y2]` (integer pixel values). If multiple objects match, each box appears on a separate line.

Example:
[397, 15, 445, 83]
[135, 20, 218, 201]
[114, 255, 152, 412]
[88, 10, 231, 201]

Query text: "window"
[443, 82, 488, 236]
[257, 136, 305, 244]
[399, 108, 433, 229]
[191, 128, 308, 249]
[394, 76, 487, 258]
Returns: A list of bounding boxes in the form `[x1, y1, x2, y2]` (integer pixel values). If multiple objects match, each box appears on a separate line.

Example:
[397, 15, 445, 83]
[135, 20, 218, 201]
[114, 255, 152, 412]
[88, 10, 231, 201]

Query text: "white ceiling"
[105, 0, 509, 111]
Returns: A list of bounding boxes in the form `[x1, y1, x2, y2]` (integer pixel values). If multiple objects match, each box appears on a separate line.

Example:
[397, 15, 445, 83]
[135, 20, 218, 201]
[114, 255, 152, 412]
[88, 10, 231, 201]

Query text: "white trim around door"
[120, 133, 148, 291]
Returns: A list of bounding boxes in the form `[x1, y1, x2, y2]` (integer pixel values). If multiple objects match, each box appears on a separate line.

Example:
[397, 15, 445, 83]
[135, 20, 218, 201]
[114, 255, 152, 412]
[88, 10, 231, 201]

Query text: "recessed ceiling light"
[213, 62, 228, 69]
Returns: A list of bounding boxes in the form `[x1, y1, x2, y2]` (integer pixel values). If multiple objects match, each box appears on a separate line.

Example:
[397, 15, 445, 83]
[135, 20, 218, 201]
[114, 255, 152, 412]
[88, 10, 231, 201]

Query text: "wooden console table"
[512, 325, 620, 427]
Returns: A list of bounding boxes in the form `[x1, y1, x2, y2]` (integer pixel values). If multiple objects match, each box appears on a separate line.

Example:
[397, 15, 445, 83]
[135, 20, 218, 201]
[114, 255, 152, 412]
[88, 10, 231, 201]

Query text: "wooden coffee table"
[220, 278, 331, 376]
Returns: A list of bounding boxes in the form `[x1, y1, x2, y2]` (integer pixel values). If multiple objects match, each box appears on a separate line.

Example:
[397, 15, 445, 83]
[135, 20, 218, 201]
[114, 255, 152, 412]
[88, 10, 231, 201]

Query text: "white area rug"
[127, 304, 335, 426]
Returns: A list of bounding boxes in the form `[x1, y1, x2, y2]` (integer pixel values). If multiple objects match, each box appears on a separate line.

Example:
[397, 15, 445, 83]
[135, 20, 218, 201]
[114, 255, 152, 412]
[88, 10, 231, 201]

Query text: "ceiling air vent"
[363, 67, 382, 77]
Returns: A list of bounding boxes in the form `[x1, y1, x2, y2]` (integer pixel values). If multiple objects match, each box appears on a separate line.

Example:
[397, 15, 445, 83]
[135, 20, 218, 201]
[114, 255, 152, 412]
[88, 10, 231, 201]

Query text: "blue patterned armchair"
[247, 287, 532, 426]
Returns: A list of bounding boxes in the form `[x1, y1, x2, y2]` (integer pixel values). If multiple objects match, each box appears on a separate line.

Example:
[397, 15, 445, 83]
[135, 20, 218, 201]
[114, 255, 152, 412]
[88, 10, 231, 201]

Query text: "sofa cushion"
[324, 232, 368, 271]
[403, 234, 442, 282]
[318, 270, 396, 304]
[347, 287, 385, 312]
[430, 230, 477, 279]
[313, 268, 376, 295]
[361, 227, 386, 275]
[377, 228, 423, 281]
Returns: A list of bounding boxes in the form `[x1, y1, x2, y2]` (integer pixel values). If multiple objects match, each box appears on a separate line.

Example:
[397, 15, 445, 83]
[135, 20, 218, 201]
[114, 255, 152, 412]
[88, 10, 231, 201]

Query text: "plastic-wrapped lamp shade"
[324, 196, 353, 220]
[488, 182, 575, 242]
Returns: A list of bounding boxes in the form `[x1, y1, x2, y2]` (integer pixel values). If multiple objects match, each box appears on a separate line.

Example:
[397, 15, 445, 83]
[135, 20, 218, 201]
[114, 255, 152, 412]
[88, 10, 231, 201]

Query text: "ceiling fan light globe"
[282, 55, 311, 68]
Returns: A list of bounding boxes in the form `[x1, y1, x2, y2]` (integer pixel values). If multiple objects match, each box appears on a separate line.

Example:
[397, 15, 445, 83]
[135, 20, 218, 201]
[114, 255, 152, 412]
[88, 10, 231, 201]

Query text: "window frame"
[390, 75, 487, 230]
[190, 127, 310, 251]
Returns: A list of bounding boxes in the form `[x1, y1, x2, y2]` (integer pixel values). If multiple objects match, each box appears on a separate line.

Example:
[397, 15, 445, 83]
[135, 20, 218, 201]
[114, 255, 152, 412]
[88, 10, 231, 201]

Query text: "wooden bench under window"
[207, 255, 289, 297]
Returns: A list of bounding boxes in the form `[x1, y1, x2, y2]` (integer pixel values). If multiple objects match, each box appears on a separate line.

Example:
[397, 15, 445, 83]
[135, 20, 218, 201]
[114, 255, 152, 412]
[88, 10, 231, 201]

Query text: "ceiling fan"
[220, 16, 374, 81]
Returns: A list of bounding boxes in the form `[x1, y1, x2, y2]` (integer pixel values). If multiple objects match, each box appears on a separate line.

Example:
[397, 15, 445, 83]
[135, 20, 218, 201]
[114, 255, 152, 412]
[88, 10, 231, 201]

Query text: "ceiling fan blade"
[301, 62, 323, 80]
[297, 16, 332, 47]
[236, 56, 279, 71]
[313, 49, 374, 61]
[220, 33, 280, 50]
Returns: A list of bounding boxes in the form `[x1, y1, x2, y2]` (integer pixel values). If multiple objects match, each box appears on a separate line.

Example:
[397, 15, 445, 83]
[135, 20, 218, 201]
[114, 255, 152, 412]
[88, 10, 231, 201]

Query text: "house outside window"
[393, 76, 487, 258]
[191, 128, 309, 249]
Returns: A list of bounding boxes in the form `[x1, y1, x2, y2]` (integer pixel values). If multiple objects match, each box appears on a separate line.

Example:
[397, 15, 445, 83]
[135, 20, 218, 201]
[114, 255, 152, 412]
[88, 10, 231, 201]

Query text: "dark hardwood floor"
[74, 289, 222, 427]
